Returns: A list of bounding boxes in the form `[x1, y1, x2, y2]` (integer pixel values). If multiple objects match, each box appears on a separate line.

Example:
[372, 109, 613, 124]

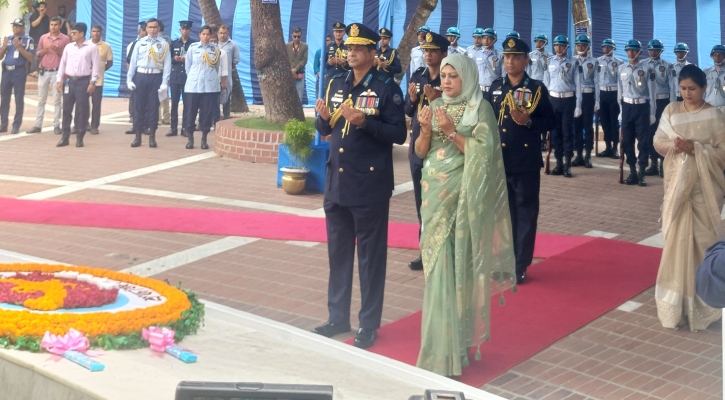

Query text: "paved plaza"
[0, 92, 721, 400]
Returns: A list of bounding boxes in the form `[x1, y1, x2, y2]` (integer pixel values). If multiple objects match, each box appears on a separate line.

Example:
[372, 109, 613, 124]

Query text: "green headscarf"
[432, 54, 484, 131]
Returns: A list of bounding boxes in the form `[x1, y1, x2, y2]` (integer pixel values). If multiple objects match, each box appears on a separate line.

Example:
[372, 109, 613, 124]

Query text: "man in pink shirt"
[29, 16, 69, 134]
[55, 22, 99, 147]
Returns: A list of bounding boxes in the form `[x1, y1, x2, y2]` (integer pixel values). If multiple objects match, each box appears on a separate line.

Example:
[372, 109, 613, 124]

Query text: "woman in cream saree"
[653, 65, 725, 331]
[414, 54, 516, 376]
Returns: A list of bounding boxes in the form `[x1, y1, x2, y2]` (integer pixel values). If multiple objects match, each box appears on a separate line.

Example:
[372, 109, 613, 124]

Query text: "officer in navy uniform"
[323, 22, 348, 88]
[312, 23, 406, 349]
[670, 43, 692, 102]
[596, 38, 623, 158]
[445, 27, 466, 55]
[127, 18, 171, 148]
[0, 18, 35, 134]
[486, 37, 555, 284]
[166, 20, 196, 138]
[544, 35, 578, 177]
[125, 21, 146, 134]
[643, 39, 673, 178]
[527, 33, 552, 151]
[404, 31, 448, 271]
[375, 28, 401, 78]
[618, 39, 656, 186]
[572, 34, 598, 168]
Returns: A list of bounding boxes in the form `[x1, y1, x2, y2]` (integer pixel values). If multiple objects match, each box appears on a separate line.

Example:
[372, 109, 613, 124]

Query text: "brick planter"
[214, 118, 284, 164]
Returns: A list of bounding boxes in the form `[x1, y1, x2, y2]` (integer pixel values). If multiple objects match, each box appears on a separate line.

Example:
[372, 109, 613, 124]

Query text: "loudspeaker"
[175, 381, 334, 400]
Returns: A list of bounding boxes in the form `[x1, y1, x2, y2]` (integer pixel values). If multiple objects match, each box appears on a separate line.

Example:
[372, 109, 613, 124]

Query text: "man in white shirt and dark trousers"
[55, 22, 98, 148]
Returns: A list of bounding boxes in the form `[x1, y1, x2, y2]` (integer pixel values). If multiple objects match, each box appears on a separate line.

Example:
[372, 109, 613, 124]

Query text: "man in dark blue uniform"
[166, 20, 195, 138]
[375, 28, 401, 78]
[486, 37, 555, 284]
[312, 23, 406, 349]
[0, 18, 35, 134]
[323, 22, 348, 88]
[404, 31, 447, 271]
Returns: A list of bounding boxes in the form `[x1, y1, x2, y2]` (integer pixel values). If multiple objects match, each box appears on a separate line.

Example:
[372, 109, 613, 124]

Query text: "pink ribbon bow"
[41, 329, 93, 355]
[142, 326, 176, 352]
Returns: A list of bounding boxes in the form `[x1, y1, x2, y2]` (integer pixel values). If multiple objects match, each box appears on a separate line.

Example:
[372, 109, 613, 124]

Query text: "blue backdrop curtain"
[77, 0, 722, 103]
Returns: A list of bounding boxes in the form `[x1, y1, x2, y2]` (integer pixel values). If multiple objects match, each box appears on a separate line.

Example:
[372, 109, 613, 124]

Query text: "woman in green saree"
[414, 54, 516, 377]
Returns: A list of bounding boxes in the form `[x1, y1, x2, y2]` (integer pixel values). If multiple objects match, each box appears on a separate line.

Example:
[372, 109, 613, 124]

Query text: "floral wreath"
[0, 263, 204, 352]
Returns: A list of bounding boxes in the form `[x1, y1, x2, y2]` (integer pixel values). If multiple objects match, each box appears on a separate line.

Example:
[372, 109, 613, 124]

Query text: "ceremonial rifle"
[544, 131, 552, 174]
[618, 126, 624, 184]
[594, 110, 599, 154]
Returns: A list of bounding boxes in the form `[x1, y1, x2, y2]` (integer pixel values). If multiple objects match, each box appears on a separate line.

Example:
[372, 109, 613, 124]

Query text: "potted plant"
[280, 119, 314, 195]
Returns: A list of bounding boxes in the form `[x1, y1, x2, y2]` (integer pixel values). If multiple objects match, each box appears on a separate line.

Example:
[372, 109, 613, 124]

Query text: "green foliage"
[1, 287, 205, 352]
[234, 116, 315, 131]
[282, 118, 315, 167]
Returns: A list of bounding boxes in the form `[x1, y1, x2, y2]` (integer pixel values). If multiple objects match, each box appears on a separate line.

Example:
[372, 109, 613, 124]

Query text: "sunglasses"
[293, 35, 301, 38]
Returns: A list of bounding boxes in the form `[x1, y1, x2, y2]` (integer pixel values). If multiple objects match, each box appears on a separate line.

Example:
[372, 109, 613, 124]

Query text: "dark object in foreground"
[175, 381, 333, 400]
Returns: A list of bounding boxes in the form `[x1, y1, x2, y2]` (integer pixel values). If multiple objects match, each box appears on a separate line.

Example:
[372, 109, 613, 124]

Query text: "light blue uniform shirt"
[617, 60, 656, 117]
[466, 45, 488, 86]
[184, 41, 223, 93]
[670, 60, 691, 98]
[597, 55, 623, 89]
[448, 45, 466, 55]
[644, 57, 674, 101]
[1, 34, 34, 66]
[127, 35, 171, 86]
[527, 49, 552, 81]
[574, 56, 599, 110]
[704, 65, 725, 107]
[409, 45, 424, 77]
[472, 47, 503, 88]
[544, 55, 578, 94]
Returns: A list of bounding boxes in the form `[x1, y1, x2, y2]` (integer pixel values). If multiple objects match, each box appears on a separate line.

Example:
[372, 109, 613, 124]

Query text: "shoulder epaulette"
[332, 72, 346, 79]
[377, 74, 392, 84]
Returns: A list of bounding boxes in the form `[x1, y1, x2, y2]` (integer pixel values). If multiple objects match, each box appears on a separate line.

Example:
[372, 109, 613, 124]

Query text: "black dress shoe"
[56, 138, 69, 147]
[27, 126, 42, 133]
[180, 129, 189, 137]
[610, 150, 620, 159]
[125, 129, 135, 135]
[408, 256, 423, 271]
[76, 138, 84, 147]
[10, 127, 19, 134]
[516, 271, 526, 284]
[624, 171, 638, 185]
[353, 328, 377, 349]
[548, 164, 563, 175]
[165, 129, 178, 137]
[312, 321, 351, 338]
[644, 164, 659, 176]
[596, 148, 612, 157]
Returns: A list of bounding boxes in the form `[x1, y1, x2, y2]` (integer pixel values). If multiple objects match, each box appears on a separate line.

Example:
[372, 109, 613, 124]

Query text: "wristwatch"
[90, 81, 96, 85]
[524, 119, 532, 129]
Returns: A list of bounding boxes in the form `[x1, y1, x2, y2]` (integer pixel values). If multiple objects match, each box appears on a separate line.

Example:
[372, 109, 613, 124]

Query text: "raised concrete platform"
[0, 251, 503, 400]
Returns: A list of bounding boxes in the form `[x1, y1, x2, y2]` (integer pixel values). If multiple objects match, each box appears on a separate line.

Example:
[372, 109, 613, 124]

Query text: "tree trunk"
[250, 0, 305, 124]
[394, 0, 438, 81]
[572, 0, 591, 56]
[198, 0, 249, 113]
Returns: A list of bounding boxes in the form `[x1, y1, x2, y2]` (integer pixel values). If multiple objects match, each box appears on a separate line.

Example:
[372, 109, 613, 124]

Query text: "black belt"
[43, 68, 58, 72]
[67, 75, 91, 81]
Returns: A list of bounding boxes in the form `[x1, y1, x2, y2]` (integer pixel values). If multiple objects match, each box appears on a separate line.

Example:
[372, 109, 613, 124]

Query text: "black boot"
[143, 128, 150, 135]
[131, 131, 142, 147]
[596, 143, 612, 157]
[56, 133, 70, 147]
[659, 158, 664, 178]
[200, 132, 209, 150]
[571, 150, 585, 167]
[638, 166, 647, 187]
[125, 128, 135, 135]
[644, 159, 659, 176]
[611, 144, 620, 159]
[540, 139, 547, 152]
[548, 158, 564, 175]
[185, 132, 194, 149]
[181, 128, 189, 137]
[584, 149, 593, 168]
[165, 129, 178, 137]
[148, 131, 157, 148]
[563, 157, 573, 178]
[624, 165, 638, 185]
[75, 132, 85, 147]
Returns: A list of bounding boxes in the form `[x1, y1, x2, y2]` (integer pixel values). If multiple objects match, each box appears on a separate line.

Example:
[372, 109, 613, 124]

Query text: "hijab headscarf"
[432, 54, 483, 132]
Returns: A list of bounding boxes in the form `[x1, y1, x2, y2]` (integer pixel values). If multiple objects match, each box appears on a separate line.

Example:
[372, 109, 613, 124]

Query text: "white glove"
[127, 81, 136, 91]
[594, 102, 600, 112]
[159, 84, 168, 92]
[650, 115, 656, 125]
[574, 107, 582, 118]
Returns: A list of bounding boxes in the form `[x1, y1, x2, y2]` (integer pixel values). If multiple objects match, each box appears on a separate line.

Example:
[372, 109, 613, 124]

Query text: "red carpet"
[349, 238, 661, 386]
[0, 198, 587, 257]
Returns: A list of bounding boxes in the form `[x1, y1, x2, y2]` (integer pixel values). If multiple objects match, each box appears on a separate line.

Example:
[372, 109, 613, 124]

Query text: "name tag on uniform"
[64, 84, 69, 94]
[492, 90, 502, 96]
[13, 50, 19, 59]
[548, 65, 556, 71]
[620, 73, 627, 77]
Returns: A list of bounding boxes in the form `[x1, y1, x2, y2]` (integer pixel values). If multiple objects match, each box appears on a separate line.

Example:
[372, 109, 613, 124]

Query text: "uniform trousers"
[132, 72, 162, 133]
[184, 92, 216, 134]
[324, 198, 389, 330]
[128, 91, 135, 123]
[550, 96, 576, 159]
[648, 98, 669, 163]
[573, 92, 595, 151]
[169, 83, 186, 131]
[0, 68, 26, 129]
[599, 91, 620, 146]
[621, 102, 651, 168]
[506, 171, 540, 276]
[62, 76, 91, 135]
[90, 85, 103, 130]
[36, 69, 61, 128]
